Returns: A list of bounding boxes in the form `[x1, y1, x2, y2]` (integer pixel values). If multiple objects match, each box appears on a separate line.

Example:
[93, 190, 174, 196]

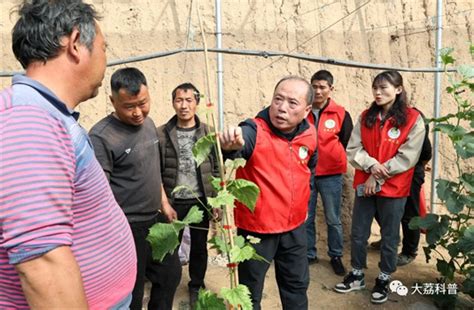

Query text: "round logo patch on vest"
[299, 146, 309, 160]
[388, 127, 401, 139]
[324, 119, 336, 129]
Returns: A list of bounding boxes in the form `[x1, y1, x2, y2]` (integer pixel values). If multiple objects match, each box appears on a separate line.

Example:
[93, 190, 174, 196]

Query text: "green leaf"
[436, 259, 455, 281]
[208, 235, 228, 253]
[446, 86, 455, 94]
[461, 173, 474, 192]
[457, 65, 474, 79]
[470, 43, 474, 57]
[192, 133, 216, 167]
[454, 132, 474, 159]
[210, 176, 223, 191]
[426, 215, 449, 245]
[207, 190, 236, 209]
[455, 140, 474, 159]
[221, 284, 253, 310]
[171, 184, 194, 197]
[234, 235, 246, 248]
[227, 179, 260, 212]
[409, 214, 439, 230]
[230, 244, 255, 263]
[440, 47, 455, 65]
[458, 226, 474, 254]
[446, 193, 465, 214]
[196, 289, 226, 310]
[225, 158, 247, 171]
[434, 124, 467, 141]
[446, 243, 460, 258]
[428, 114, 455, 123]
[462, 277, 474, 298]
[436, 179, 458, 201]
[182, 205, 204, 225]
[147, 222, 180, 262]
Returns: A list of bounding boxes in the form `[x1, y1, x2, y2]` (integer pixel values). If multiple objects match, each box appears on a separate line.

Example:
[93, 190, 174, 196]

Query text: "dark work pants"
[129, 217, 182, 310]
[401, 167, 424, 256]
[238, 224, 309, 310]
[174, 198, 210, 290]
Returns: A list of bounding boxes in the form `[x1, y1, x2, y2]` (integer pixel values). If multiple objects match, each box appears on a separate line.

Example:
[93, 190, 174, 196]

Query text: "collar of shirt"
[12, 74, 80, 120]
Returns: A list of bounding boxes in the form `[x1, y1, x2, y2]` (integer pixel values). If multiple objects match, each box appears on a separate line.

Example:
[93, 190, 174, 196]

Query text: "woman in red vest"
[334, 71, 426, 304]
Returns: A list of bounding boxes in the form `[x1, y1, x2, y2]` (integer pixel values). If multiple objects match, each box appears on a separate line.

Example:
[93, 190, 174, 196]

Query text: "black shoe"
[308, 257, 319, 264]
[330, 256, 346, 275]
[397, 253, 416, 266]
[371, 278, 389, 304]
[334, 272, 365, 293]
[189, 288, 199, 309]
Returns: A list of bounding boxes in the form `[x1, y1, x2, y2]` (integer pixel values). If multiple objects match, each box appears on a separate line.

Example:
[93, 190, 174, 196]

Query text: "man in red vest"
[305, 70, 353, 275]
[220, 76, 317, 310]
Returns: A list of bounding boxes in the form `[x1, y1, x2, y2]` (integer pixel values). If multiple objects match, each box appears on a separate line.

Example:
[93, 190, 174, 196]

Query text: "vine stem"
[195, 0, 239, 292]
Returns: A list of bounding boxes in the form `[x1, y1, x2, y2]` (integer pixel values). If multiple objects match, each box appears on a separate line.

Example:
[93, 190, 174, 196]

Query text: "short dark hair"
[12, 0, 100, 69]
[273, 76, 314, 106]
[111, 67, 147, 96]
[310, 70, 334, 86]
[171, 83, 200, 104]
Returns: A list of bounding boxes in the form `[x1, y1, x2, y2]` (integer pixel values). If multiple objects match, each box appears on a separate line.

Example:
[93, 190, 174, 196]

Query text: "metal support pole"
[430, 0, 443, 214]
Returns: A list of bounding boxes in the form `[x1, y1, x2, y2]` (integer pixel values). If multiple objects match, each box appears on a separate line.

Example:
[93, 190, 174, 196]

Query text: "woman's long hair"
[363, 70, 408, 128]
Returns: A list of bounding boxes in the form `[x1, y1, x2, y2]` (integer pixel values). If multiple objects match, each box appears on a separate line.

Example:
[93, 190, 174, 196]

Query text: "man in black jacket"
[157, 83, 219, 307]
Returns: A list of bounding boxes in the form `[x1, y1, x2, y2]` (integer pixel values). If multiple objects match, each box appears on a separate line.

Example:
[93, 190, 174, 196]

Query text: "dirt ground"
[146, 218, 472, 310]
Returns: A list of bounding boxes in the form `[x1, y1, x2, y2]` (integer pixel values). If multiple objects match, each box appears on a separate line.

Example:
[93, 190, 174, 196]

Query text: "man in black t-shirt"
[89, 68, 180, 310]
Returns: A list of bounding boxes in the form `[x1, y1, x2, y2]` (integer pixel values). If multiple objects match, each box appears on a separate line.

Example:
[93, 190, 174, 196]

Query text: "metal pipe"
[430, 0, 443, 214]
[215, 0, 224, 130]
[0, 48, 456, 78]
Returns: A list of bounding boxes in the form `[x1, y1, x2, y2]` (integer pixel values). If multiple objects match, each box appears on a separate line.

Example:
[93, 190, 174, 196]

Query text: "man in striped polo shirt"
[0, 1, 136, 309]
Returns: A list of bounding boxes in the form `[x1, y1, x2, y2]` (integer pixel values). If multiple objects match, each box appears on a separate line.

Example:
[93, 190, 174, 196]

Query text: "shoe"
[334, 272, 365, 293]
[371, 278, 389, 304]
[397, 253, 416, 266]
[330, 256, 346, 276]
[369, 240, 381, 250]
[189, 288, 199, 309]
[308, 257, 319, 265]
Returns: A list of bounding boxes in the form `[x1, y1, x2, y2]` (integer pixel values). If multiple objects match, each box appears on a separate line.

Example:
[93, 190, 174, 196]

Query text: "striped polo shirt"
[0, 75, 137, 309]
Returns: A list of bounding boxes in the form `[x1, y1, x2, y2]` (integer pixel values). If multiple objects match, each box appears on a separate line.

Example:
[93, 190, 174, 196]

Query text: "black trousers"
[174, 198, 210, 290]
[401, 167, 424, 256]
[129, 217, 182, 310]
[238, 224, 309, 310]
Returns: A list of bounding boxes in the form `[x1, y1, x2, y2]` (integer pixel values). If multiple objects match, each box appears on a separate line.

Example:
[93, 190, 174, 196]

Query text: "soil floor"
[144, 221, 473, 310]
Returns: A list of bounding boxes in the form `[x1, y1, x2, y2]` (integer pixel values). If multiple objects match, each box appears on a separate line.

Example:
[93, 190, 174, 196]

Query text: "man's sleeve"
[419, 123, 432, 163]
[308, 149, 318, 171]
[338, 111, 354, 149]
[89, 132, 113, 181]
[1, 108, 75, 265]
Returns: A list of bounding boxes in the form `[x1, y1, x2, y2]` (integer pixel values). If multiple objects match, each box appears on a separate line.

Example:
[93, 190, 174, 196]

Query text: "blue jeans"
[305, 174, 344, 259]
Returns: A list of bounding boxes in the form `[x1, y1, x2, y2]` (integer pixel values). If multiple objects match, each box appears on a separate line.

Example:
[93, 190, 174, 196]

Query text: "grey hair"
[12, 0, 100, 69]
[273, 75, 314, 106]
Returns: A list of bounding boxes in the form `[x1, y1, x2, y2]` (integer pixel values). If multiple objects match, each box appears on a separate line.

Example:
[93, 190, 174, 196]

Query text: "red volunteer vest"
[308, 99, 347, 175]
[234, 118, 317, 233]
[353, 107, 420, 197]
